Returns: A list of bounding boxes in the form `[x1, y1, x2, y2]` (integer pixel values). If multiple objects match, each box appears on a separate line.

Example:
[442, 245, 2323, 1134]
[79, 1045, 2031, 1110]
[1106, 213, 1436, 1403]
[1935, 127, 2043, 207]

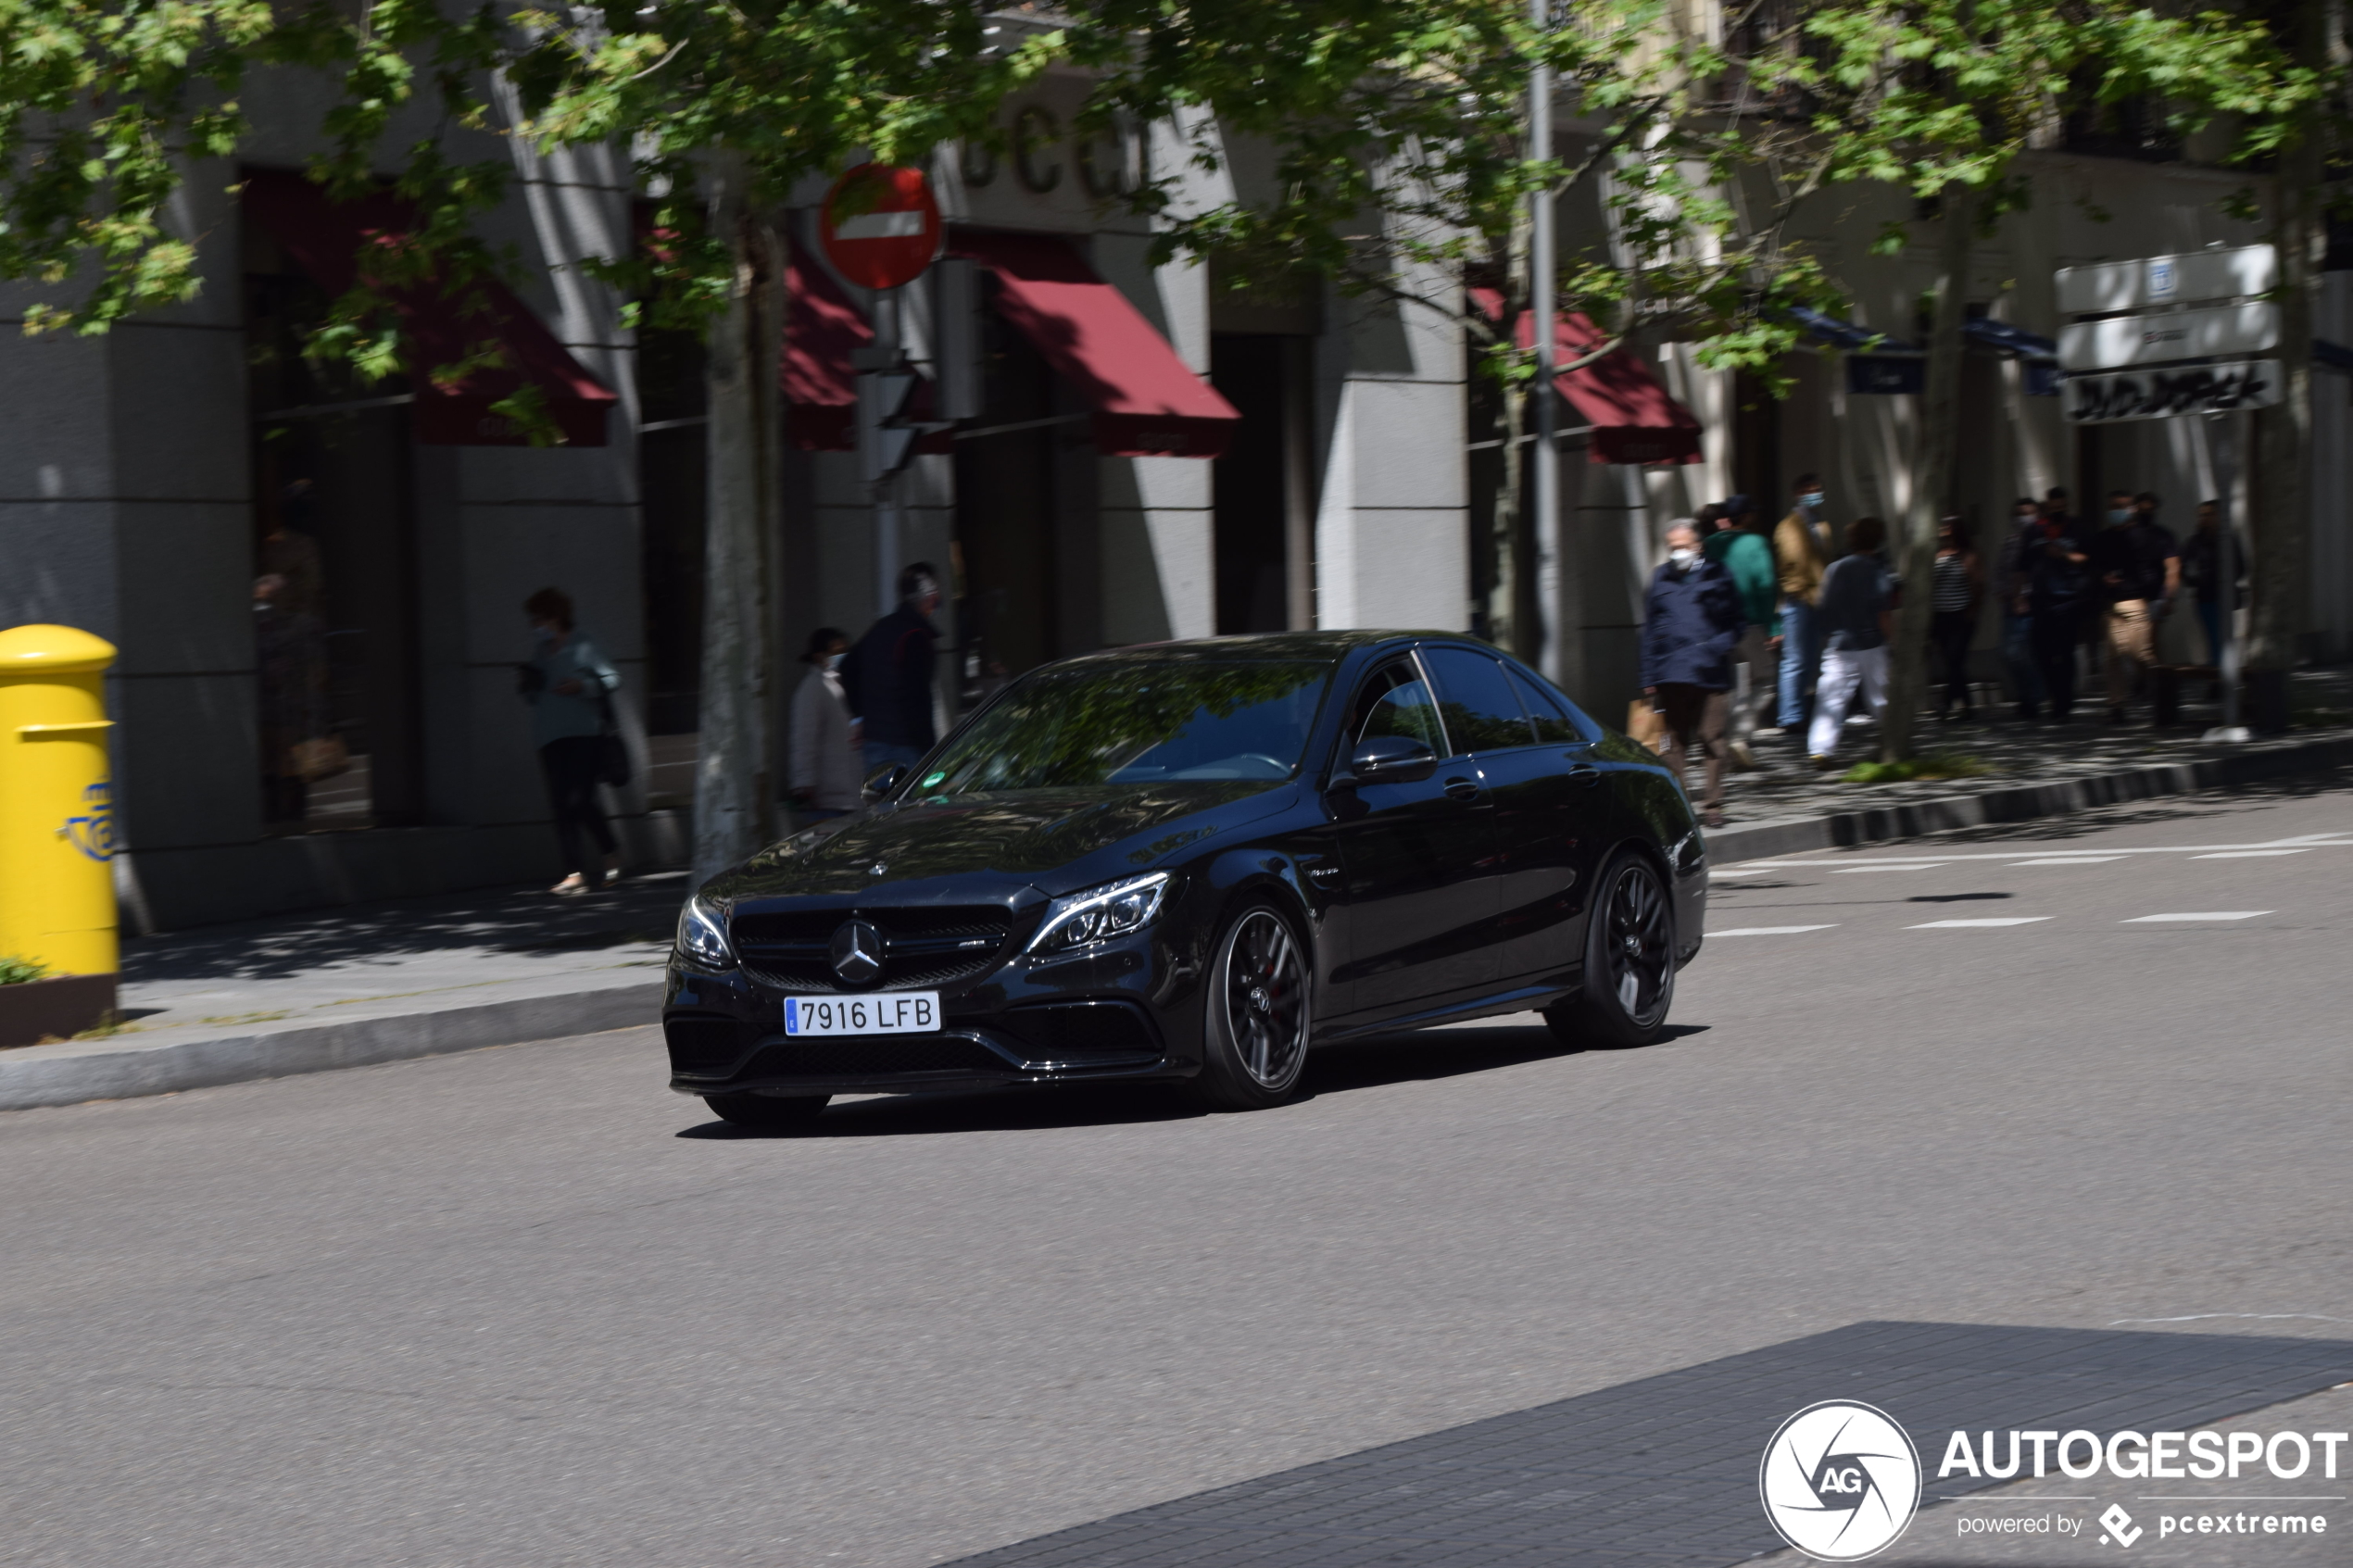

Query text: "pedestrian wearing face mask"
[519, 586, 623, 897]
[2088, 488, 2180, 721]
[1702, 494, 1779, 769]
[1772, 472, 1833, 738]
[788, 626, 862, 822]
[1640, 521, 1745, 829]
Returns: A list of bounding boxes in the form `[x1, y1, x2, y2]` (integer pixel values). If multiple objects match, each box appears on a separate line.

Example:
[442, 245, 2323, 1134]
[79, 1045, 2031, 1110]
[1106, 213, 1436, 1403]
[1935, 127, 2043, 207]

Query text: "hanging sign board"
[820, 163, 942, 291]
[2055, 245, 2275, 315]
[2057, 301, 2280, 372]
[2060, 359, 2282, 424]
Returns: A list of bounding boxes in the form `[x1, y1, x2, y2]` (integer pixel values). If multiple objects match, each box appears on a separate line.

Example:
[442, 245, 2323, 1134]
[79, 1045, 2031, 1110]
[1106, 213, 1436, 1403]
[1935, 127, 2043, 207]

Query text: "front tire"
[702, 1091, 830, 1130]
[1544, 848, 1675, 1048]
[1192, 903, 1312, 1110]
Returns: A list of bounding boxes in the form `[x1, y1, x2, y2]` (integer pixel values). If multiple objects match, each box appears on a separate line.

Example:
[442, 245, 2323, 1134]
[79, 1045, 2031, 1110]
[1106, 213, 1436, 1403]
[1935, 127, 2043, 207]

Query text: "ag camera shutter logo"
[1760, 1401, 1923, 1561]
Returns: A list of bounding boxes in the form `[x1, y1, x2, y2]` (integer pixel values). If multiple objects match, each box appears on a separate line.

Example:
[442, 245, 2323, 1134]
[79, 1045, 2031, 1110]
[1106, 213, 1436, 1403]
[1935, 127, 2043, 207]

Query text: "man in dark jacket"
[1641, 521, 1745, 827]
[845, 562, 944, 773]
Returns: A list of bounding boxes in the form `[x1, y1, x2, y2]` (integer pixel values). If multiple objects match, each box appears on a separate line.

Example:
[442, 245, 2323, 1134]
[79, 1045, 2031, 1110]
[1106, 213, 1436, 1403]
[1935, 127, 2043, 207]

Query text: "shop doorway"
[245, 229, 423, 831]
[951, 275, 1064, 689]
[1211, 334, 1314, 633]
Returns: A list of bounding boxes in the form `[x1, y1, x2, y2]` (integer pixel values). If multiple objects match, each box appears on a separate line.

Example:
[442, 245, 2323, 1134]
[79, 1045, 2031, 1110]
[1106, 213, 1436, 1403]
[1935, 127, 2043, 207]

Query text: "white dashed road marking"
[1831, 864, 1946, 873]
[2121, 911, 2274, 922]
[2016, 856, 2128, 866]
[1907, 917, 2055, 929]
[2189, 850, 2310, 859]
[1711, 925, 1840, 937]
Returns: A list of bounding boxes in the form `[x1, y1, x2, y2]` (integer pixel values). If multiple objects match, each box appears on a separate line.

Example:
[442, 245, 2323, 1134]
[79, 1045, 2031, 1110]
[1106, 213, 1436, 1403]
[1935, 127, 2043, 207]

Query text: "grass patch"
[196, 1010, 294, 1026]
[0, 954, 50, 985]
[1841, 751, 1993, 784]
[69, 1012, 145, 1040]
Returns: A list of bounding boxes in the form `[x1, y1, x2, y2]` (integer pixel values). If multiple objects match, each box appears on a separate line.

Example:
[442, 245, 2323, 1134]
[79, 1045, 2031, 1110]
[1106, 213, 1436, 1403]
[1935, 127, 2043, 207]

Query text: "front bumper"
[662, 924, 1202, 1098]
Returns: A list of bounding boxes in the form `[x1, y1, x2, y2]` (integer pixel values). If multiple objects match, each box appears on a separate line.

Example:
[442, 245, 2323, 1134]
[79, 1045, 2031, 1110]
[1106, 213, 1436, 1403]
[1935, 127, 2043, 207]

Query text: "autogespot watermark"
[1760, 1401, 1924, 1561]
[1762, 1408, 2347, 1558]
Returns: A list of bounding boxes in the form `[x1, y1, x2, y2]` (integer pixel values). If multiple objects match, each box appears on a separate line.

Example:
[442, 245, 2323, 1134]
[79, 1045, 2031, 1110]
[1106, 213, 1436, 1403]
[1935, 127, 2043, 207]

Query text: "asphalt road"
[4, 783, 2350, 1568]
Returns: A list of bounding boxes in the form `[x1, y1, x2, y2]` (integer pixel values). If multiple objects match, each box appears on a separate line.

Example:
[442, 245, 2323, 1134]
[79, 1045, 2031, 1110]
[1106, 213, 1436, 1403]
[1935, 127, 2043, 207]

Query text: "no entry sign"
[819, 164, 941, 291]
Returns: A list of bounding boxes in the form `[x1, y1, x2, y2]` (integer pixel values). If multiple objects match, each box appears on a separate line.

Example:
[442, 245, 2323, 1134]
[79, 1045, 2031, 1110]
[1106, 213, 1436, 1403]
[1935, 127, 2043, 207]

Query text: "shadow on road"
[675, 1018, 1711, 1140]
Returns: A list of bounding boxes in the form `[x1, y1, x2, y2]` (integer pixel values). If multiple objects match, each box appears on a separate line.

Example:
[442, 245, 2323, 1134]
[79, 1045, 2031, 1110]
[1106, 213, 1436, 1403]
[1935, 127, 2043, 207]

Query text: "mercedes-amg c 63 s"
[662, 632, 1706, 1126]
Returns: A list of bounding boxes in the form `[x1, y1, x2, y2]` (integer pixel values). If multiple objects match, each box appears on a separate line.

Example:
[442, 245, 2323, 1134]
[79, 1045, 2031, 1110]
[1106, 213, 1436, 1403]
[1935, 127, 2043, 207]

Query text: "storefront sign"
[2056, 245, 2275, 315]
[2057, 301, 2280, 372]
[1846, 355, 1923, 395]
[2059, 359, 2282, 423]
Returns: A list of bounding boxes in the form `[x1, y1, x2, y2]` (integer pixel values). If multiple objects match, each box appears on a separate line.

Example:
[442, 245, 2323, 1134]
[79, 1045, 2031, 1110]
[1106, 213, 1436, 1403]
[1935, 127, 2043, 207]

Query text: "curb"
[1706, 733, 2353, 864]
[0, 978, 663, 1112]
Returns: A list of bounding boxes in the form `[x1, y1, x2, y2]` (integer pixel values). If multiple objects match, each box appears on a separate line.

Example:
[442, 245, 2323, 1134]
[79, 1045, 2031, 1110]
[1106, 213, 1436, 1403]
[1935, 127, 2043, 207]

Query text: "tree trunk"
[692, 164, 784, 884]
[2246, 0, 2324, 722]
[1882, 181, 1973, 763]
[1491, 373, 1532, 658]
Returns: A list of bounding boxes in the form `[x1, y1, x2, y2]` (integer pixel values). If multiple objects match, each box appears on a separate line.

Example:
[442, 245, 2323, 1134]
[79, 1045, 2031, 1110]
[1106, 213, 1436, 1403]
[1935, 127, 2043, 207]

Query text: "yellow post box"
[0, 624, 120, 981]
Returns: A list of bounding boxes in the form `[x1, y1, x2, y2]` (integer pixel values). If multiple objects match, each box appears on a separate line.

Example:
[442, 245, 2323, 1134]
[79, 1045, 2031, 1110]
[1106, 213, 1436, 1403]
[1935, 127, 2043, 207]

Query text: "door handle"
[1444, 777, 1483, 802]
[1565, 764, 1602, 786]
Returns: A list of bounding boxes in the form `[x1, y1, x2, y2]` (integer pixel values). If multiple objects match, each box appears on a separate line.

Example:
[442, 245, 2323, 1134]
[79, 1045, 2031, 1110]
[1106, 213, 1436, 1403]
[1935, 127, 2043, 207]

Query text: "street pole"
[1529, 0, 1563, 689]
[872, 285, 903, 617]
[2208, 409, 2244, 736]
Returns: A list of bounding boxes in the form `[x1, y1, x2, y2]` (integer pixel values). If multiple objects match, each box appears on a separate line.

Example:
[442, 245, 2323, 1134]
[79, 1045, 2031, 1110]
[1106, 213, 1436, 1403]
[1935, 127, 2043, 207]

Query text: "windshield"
[912, 660, 1331, 796]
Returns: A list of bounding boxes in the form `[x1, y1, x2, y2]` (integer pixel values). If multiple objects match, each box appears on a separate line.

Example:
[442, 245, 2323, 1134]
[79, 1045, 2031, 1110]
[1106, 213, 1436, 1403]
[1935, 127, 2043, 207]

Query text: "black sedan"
[663, 631, 1706, 1126]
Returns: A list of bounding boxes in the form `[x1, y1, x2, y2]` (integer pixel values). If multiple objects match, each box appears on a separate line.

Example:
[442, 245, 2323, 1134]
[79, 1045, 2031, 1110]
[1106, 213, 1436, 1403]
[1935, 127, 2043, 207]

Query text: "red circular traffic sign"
[819, 163, 941, 291]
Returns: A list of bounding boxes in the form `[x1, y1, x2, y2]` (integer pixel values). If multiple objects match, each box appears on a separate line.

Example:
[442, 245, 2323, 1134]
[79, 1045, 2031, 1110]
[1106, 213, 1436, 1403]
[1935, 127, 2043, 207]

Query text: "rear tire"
[1543, 848, 1675, 1048]
[1191, 902, 1313, 1110]
[702, 1091, 830, 1130]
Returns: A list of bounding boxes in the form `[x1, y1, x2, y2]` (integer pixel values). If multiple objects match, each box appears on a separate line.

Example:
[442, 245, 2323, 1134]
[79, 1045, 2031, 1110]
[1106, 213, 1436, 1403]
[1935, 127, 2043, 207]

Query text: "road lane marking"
[1831, 864, 1947, 873]
[1907, 917, 2054, 928]
[2197, 849, 2313, 860]
[2121, 911, 2273, 922]
[1711, 925, 1840, 936]
[2016, 856, 2127, 865]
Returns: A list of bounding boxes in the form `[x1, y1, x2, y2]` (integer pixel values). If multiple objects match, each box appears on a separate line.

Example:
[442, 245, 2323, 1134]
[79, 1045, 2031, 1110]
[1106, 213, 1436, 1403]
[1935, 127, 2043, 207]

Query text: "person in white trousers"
[1806, 516, 1899, 766]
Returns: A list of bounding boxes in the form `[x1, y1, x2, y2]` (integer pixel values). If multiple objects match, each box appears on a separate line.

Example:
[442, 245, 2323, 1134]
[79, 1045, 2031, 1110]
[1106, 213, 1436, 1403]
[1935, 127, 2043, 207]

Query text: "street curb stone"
[6, 733, 2347, 1114]
[1706, 732, 2353, 863]
[0, 977, 663, 1112]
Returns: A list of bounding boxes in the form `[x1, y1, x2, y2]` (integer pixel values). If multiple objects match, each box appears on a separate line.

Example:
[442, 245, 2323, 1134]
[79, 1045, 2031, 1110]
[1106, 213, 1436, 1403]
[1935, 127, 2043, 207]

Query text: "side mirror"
[862, 761, 911, 802]
[1340, 734, 1438, 787]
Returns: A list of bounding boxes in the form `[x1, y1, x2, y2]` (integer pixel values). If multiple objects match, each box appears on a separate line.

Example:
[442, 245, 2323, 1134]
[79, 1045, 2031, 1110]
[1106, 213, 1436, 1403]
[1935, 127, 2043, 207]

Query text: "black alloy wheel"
[1194, 904, 1312, 1110]
[702, 1091, 830, 1131]
[1544, 848, 1675, 1048]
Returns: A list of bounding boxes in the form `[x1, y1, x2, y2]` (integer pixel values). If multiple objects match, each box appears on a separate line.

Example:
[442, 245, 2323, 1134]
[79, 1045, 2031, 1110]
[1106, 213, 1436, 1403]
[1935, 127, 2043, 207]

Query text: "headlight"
[1026, 872, 1172, 957]
[674, 894, 736, 971]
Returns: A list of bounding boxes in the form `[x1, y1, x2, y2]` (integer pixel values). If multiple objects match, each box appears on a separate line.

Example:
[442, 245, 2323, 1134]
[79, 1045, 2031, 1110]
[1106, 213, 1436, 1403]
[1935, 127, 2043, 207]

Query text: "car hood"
[704, 782, 1298, 902]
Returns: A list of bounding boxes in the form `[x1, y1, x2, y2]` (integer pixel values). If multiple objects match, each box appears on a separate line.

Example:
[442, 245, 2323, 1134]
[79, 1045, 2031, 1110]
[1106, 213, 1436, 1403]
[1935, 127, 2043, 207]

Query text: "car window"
[1421, 646, 1536, 752]
[1504, 661, 1600, 744]
[915, 659, 1330, 794]
[1345, 659, 1448, 757]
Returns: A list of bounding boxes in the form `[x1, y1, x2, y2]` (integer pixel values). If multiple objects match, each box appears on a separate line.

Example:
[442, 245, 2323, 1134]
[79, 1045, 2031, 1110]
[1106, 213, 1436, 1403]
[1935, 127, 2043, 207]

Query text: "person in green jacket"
[1702, 495, 1780, 770]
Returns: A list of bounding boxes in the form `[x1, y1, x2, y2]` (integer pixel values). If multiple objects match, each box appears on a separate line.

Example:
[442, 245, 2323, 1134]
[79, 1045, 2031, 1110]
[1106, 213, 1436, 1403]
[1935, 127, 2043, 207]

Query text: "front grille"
[665, 1014, 757, 1075]
[739, 1034, 1013, 1079]
[996, 1002, 1162, 1065]
[732, 905, 1014, 994]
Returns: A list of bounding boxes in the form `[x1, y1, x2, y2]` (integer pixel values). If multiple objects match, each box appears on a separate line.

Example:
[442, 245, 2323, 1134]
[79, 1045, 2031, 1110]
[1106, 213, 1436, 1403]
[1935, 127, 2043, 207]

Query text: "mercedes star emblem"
[869, 861, 888, 877]
[828, 919, 884, 984]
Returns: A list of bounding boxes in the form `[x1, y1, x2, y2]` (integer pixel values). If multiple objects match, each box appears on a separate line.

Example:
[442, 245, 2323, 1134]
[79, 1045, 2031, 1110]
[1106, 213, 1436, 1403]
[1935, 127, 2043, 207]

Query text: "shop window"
[244, 222, 422, 832]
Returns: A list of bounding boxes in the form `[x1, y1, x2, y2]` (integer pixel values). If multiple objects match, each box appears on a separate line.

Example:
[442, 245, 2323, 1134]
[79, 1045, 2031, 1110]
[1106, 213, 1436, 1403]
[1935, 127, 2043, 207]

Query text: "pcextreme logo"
[1760, 1401, 1924, 1561]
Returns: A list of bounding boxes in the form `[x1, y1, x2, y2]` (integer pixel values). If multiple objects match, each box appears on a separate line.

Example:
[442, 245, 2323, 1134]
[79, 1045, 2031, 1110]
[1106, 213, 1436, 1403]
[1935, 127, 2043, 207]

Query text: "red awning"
[1473, 290, 1702, 467]
[949, 230, 1240, 458]
[243, 169, 617, 447]
[783, 250, 871, 452]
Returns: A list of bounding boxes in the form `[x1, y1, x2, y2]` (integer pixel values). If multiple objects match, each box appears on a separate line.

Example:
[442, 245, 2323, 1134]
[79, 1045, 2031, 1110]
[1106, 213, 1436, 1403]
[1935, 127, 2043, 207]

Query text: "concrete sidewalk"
[0, 874, 686, 1110]
[5, 687, 2351, 1113]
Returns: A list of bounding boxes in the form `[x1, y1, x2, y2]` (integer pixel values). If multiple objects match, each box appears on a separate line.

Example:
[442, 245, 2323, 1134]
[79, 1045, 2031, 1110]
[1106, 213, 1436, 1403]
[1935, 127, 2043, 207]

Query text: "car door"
[1429, 648, 1612, 986]
[1313, 654, 1502, 1019]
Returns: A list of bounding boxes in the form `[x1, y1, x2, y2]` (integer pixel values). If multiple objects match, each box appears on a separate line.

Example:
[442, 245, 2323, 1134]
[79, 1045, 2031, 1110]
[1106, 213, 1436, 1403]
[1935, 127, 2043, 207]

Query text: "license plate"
[784, 992, 941, 1036]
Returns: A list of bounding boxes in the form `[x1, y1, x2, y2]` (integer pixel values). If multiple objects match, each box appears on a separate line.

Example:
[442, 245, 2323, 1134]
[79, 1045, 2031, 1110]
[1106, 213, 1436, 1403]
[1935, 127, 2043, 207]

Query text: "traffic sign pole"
[821, 164, 944, 618]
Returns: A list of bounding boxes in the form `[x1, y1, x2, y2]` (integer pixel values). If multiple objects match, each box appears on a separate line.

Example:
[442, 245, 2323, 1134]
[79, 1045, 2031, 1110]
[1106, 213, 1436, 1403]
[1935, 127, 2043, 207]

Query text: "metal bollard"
[0, 625, 120, 993]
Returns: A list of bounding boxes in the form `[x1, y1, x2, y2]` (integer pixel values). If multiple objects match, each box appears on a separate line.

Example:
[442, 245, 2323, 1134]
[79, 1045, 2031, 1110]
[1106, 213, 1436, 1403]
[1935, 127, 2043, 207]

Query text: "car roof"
[1056, 631, 1477, 666]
